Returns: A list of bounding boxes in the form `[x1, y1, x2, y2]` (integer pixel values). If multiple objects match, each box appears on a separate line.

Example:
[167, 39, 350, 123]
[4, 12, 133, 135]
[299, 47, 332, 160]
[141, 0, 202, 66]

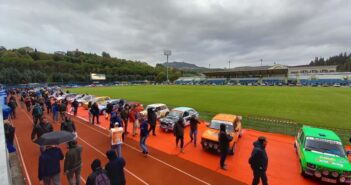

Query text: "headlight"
[213, 144, 218, 149]
[314, 171, 322, 178]
[331, 171, 339, 178]
[322, 169, 329, 176]
[307, 163, 316, 169]
[340, 176, 346, 183]
[203, 141, 208, 146]
[209, 143, 213, 148]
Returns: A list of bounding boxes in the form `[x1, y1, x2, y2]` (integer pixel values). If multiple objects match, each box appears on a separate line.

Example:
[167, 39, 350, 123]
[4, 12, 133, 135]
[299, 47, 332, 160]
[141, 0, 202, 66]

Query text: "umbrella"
[35, 131, 76, 146]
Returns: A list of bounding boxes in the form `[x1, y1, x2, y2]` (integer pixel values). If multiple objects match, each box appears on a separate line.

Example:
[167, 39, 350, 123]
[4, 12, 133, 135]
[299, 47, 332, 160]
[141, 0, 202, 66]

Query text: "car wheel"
[229, 142, 236, 155]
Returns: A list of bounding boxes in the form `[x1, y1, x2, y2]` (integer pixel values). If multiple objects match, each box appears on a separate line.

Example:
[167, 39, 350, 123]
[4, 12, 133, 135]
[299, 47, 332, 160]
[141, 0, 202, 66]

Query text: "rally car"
[159, 107, 199, 132]
[201, 114, 242, 155]
[140, 103, 169, 119]
[295, 126, 351, 184]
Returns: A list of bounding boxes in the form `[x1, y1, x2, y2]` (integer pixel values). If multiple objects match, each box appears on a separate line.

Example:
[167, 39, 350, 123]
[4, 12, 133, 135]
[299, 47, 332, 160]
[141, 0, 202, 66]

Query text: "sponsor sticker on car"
[321, 177, 337, 184]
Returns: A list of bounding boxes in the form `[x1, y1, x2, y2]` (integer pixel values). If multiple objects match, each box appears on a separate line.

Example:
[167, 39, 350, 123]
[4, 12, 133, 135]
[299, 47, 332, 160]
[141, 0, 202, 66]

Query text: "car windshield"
[168, 110, 182, 118]
[209, 120, 234, 132]
[305, 137, 346, 157]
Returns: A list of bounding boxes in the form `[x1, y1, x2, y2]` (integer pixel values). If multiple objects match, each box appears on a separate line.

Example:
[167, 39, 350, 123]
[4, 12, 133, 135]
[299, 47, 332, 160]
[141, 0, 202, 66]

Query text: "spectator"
[72, 99, 79, 117]
[25, 96, 31, 112]
[45, 98, 52, 114]
[173, 118, 185, 153]
[32, 103, 43, 125]
[8, 97, 18, 119]
[38, 145, 64, 185]
[31, 117, 53, 150]
[60, 101, 67, 121]
[86, 159, 110, 185]
[88, 101, 92, 123]
[105, 150, 126, 185]
[105, 101, 113, 120]
[91, 102, 100, 124]
[4, 120, 16, 153]
[218, 123, 233, 170]
[52, 101, 59, 123]
[140, 115, 149, 157]
[120, 104, 130, 135]
[61, 116, 77, 136]
[129, 106, 139, 136]
[64, 140, 82, 185]
[147, 108, 157, 136]
[249, 136, 269, 185]
[189, 115, 200, 147]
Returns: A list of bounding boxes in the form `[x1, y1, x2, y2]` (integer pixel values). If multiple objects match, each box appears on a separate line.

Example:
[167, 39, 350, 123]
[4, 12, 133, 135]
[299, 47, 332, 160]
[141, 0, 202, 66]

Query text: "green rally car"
[295, 126, 351, 184]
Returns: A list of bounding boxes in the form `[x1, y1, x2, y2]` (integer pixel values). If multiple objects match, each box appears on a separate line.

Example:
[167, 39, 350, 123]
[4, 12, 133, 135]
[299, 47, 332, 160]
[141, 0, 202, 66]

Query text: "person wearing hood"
[249, 136, 268, 185]
[173, 118, 185, 153]
[218, 123, 233, 170]
[105, 150, 126, 185]
[86, 159, 110, 185]
[64, 140, 82, 185]
[147, 108, 157, 136]
[38, 145, 64, 185]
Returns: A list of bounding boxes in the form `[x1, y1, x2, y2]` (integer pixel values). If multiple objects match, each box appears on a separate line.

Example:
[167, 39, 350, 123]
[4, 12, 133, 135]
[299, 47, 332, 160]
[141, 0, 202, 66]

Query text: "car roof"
[173, 107, 193, 112]
[302, 126, 341, 141]
[212, 114, 237, 122]
[147, 103, 166, 107]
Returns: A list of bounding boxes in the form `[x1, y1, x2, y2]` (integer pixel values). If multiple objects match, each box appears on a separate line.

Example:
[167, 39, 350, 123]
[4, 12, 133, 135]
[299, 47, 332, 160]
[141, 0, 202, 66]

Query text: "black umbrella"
[35, 131, 76, 146]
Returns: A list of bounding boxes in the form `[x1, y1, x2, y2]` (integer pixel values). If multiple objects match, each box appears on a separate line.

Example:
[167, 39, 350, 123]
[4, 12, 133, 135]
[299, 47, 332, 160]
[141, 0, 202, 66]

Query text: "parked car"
[140, 103, 169, 119]
[159, 107, 199, 132]
[333, 83, 341, 87]
[65, 93, 79, 102]
[82, 96, 110, 109]
[98, 99, 126, 114]
[295, 126, 351, 184]
[201, 114, 242, 155]
[77, 95, 95, 106]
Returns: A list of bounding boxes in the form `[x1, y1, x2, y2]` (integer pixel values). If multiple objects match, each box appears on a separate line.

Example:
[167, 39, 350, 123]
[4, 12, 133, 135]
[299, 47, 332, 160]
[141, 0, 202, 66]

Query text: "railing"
[243, 116, 351, 144]
[0, 104, 12, 185]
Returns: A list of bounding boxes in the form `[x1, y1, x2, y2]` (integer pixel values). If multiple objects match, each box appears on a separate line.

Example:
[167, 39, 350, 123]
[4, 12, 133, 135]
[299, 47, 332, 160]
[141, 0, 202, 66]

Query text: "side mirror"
[347, 151, 351, 155]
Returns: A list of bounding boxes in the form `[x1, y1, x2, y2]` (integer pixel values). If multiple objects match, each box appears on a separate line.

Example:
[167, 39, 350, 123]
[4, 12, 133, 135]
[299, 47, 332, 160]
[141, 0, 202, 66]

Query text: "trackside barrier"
[243, 116, 351, 144]
[0, 104, 12, 185]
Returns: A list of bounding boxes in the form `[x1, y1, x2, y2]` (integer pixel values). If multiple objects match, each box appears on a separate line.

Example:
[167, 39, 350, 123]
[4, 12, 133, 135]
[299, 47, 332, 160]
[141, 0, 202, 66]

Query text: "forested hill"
[309, 52, 351, 71]
[0, 47, 181, 84]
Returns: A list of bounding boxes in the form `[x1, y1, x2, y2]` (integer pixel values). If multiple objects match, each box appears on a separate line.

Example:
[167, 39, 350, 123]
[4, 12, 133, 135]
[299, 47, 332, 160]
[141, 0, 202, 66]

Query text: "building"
[201, 64, 350, 85]
[54, 51, 66, 55]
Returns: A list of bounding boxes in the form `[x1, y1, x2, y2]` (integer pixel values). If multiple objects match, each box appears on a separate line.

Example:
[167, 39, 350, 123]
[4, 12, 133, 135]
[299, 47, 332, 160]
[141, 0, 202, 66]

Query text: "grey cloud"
[1, 0, 351, 68]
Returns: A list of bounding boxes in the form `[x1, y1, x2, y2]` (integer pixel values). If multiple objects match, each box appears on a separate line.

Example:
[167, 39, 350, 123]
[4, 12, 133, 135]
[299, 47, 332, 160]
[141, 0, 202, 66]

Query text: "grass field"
[71, 85, 351, 130]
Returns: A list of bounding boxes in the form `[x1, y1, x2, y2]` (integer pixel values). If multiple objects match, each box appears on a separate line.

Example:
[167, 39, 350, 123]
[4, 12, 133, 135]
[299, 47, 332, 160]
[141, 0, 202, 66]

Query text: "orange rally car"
[201, 114, 242, 155]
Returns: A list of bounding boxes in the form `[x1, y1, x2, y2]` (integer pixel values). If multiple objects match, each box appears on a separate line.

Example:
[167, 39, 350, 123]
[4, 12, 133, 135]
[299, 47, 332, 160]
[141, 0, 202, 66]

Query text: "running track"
[12, 103, 245, 185]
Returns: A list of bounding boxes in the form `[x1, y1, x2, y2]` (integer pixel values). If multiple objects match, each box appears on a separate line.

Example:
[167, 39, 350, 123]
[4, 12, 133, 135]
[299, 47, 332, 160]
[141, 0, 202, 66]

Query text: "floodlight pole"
[260, 59, 263, 66]
[164, 50, 172, 83]
[228, 60, 231, 69]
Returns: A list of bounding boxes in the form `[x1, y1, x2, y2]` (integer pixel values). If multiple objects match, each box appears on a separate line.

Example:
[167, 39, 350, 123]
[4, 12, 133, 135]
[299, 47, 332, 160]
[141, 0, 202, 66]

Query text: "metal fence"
[243, 116, 351, 144]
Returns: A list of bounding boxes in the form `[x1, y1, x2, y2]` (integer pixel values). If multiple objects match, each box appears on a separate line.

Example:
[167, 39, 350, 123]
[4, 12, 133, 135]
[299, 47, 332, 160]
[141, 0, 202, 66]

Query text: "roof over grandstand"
[203, 64, 288, 76]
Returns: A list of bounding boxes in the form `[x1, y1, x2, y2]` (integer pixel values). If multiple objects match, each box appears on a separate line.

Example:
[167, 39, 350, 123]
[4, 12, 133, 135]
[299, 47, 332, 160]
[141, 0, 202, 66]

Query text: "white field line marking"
[72, 114, 211, 185]
[14, 135, 32, 185]
[77, 137, 149, 185]
[21, 109, 88, 185]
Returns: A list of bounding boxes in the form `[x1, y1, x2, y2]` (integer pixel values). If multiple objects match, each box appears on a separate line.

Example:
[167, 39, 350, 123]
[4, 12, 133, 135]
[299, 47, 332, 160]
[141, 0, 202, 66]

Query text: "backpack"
[33, 106, 43, 117]
[94, 171, 110, 185]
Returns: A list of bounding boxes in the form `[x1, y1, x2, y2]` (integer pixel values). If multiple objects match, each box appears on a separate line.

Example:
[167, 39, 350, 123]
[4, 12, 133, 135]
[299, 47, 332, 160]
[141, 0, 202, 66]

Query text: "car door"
[296, 130, 305, 159]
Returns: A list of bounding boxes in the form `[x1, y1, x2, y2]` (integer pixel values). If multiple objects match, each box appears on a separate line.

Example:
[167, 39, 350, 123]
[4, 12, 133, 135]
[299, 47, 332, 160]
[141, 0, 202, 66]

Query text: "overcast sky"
[1, 0, 351, 68]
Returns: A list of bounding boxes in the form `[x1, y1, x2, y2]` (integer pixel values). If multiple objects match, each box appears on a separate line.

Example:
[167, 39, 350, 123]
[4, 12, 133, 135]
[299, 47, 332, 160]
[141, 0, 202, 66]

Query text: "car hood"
[202, 129, 219, 142]
[303, 149, 351, 170]
[160, 116, 179, 124]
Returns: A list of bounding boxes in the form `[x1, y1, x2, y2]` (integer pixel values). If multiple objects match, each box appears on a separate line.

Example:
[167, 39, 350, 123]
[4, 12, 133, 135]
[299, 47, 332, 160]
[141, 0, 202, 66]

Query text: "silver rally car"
[159, 107, 199, 132]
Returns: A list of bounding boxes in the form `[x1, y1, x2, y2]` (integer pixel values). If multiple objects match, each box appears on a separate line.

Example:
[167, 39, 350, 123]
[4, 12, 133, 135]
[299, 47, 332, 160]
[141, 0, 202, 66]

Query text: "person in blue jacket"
[38, 145, 64, 185]
[105, 150, 126, 185]
[140, 115, 149, 156]
[52, 101, 59, 123]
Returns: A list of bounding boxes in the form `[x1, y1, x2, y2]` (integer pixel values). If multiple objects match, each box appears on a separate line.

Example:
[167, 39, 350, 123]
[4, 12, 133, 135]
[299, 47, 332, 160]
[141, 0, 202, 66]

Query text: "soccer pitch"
[71, 85, 351, 129]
